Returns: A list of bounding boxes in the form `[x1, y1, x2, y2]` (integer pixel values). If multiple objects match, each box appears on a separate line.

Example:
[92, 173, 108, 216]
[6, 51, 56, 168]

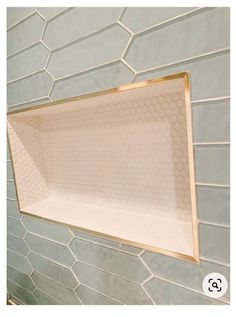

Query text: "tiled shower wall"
[7, 7, 230, 305]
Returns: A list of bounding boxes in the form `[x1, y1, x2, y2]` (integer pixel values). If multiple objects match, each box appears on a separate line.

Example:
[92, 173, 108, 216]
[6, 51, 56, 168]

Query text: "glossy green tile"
[51, 62, 133, 100]
[76, 285, 120, 305]
[197, 186, 230, 226]
[125, 8, 229, 71]
[31, 271, 81, 304]
[22, 215, 72, 244]
[25, 233, 75, 266]
[7, 161, 14, 179]
[28, 252, 79, 289]
[7, 234, 29, 256]
[47, 25, 130, 79]
[7, 7, 36, 28]
[7, 13, 45, 56]
[199, 223, 230, 265]
[7, 249, 32, 275]
[72, 262, 152, 304]
[7, 280, 37, 305]
[7, 43, 49, 82]
[7, 199, 20, 219]
[121, 7, 196, 33]
[7, 265, 35, 292]
[7, 217, 26, 238]
[7, 181, 17, 199]
[195, 145, 230, 185]
[33, 289, 60, 305]
[43, 7, 122, 50]
[69, 238, 150, 283]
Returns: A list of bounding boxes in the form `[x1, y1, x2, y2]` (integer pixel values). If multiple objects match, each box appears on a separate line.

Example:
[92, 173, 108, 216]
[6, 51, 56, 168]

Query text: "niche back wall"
[7, 7, 230, 305]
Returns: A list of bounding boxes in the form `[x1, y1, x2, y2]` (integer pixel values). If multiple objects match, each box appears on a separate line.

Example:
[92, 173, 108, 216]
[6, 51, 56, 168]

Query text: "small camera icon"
[202, 273, 228, 298]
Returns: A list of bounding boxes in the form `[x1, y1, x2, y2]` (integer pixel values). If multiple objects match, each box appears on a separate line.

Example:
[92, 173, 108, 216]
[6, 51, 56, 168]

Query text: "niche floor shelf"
[7, 72, 199, 262]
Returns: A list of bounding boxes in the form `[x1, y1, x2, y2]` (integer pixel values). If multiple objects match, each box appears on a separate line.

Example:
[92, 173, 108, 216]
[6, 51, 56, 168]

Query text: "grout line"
[32, 288, 63, 305]
[7, 70, 44, 85]
[7, 96, 50, 109]
[150, 274, 229, 304]
[7, 215, 22, 221]
[23, 230, 70, 247]
[191, 96, 230, 105]
[7, 10, 37, 31]
[46, 7, 75, 23]
[7, 179, 14, 182]
[195, 182, 230, 188]
[200, 256, 230, 268]
[44, 68, 55, 81]
[51, 22, 117, 53]
[7, 277, 36, 294]
[130, 73, 136, 83]
[7, 42, 42, 59]
[134, 7, 215, 37]
[8, 294, 25, 305]
[47, 81, 55, 98]
[35, 9, 47, 22]
[199, 220, 230, 229]
[117, 20, 133, 35]
[193, 142, 230, 146]
[7, 261, 31, 276]
[135, 48, 230, 76]
[117, 7, 127, 21]
[121, 58, 136, 74]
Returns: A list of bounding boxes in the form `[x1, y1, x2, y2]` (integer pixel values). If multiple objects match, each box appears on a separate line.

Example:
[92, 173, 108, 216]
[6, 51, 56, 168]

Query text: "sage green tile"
[7, 13, 45, 56]
[71, 228, 141, 254]
[28, 252, 79, 289]
[22, 215, 72, 244]
[7, 181, 17, 199]
[7, 43, 49, 82]
[7, 249, 32, 275]
[7, 199, 20, 219]
[76, 285, 120, 305]
[31, 271, 81, 304]
[51, 62, 133, 100]
[197, 186, 230, 226]
[144, 277, 225, 304]
[7, 265, 35, 292]
[125, 8, 229, 71]
[7, 71, 53, 106]
[43, 7, 122, 50]
[37, 7, 67, 20]
[7, 234, 29, 256]
[69, 238, 149, 283]
[195, 145, 230, 185]
[7, 7, 36, 28]
[121, 7, 196, 33]
[199, 223, 230, 265]
[142, 252, 230, 301]
[47, 25, 130, 79]
[33, 289, 60, 305]
[25, 233, 75, 266]
[135, 52, 230, 101]
[7, 217, 26, 238]
[7, 280, 37, 305]
[193, 101, 230, 143]
[72, 262, 152, 305]
[7, 160, 14, 179]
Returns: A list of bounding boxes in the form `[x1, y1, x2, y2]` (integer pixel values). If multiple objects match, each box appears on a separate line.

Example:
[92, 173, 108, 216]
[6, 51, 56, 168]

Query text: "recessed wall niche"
[7, 72, 199, 262]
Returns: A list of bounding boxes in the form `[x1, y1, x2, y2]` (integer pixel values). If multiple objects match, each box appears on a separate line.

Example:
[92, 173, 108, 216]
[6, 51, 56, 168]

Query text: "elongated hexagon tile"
[121, 7, 196, 33]
[125, 8, 229, 72]
[7, 199, 20, 219]
[7, 71, 53, 106]
[197, 186, 230, 226]
[135, 53, 229, 101]
[199, 223, 230, 265]
[7, 265, 35, 292]
[22, 215, 72, 244]
[7, 217, 26, 238]
[72, 261, 153, 304]
[37, 7, 68, 20]
[7, 13, 45, 56]
[31, 271, 81, 304]
[7, 234, 29, 256]
[69, 238, 150, 283]
[51, 62, 133, 100]
[25, 233, 75, 266]
[43, 7, 122, 50]
[7, 7, 36, 29]
[47, 25, 130, 79]
[141, 251, 230, 301]
[144, 277, 226, 304]
[28, 252, 79, 289]
[195, 145, 230, 185]
[76, 285, 120, 305]
[7, 43, 50, 82]
[33, 289, 60, 305]
[7, 280, 37, 305]
[7, 249, 32, 275]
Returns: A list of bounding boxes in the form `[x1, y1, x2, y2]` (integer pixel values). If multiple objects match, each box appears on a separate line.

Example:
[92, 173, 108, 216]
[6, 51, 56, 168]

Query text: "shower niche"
[7, 72, 199, 262]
